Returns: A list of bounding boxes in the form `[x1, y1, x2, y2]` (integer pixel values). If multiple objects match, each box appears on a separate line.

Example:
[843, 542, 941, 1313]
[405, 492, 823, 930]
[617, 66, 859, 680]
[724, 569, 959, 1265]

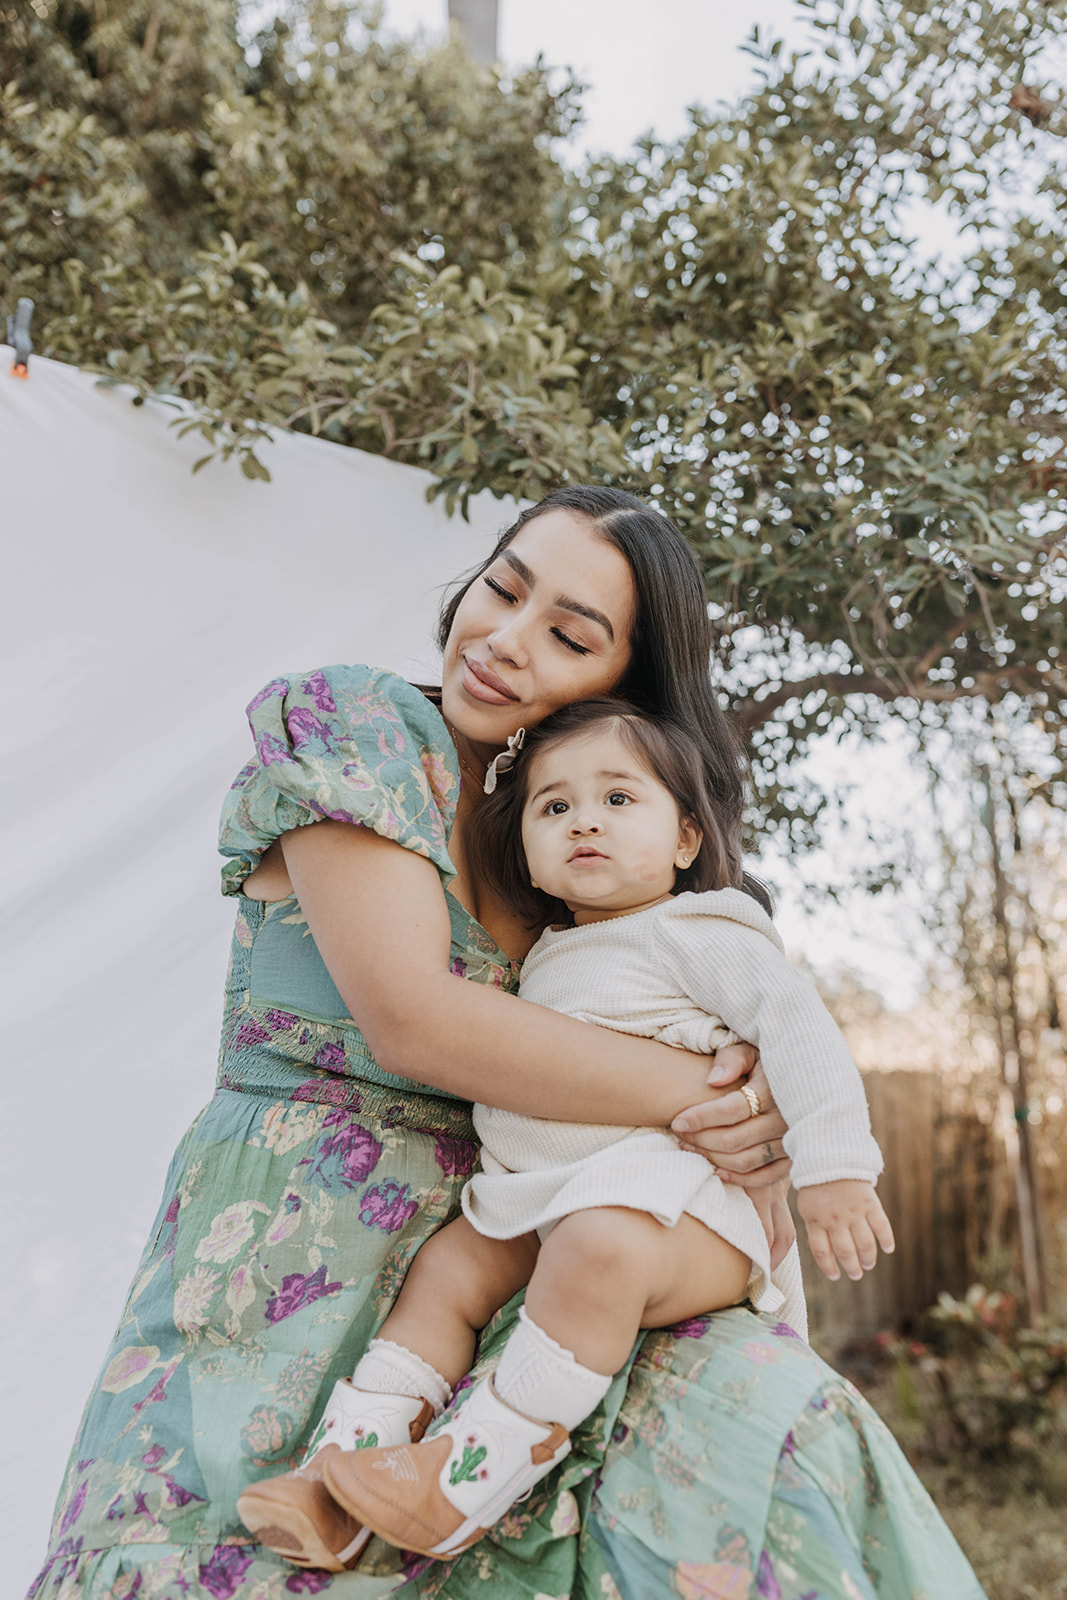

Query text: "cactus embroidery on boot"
[449, 1439, 489, 1485]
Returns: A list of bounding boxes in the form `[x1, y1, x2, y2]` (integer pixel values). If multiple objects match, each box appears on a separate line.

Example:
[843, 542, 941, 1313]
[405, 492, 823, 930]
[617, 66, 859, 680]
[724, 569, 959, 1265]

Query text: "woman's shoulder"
[245, 663, 444, 736]
[654, 888, 785, 953]
[219, 663, 459, 895]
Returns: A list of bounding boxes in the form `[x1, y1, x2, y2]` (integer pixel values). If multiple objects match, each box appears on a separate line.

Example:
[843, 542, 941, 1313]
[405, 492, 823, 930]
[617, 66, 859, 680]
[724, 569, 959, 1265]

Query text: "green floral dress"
[31, 665, 986, 1600]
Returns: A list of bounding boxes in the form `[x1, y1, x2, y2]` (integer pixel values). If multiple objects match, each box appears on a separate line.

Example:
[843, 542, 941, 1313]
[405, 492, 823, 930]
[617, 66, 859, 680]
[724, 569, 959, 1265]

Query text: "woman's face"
[441, 509, 636, 762]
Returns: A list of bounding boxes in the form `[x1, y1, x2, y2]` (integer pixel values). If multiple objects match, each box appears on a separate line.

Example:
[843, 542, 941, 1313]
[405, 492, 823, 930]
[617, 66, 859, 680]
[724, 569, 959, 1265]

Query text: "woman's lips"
[461, 656, 519, 706]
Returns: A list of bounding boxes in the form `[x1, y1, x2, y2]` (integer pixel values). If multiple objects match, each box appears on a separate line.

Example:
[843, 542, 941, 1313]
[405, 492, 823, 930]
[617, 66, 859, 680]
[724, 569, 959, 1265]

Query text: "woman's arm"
[282, 820, 727, 1127]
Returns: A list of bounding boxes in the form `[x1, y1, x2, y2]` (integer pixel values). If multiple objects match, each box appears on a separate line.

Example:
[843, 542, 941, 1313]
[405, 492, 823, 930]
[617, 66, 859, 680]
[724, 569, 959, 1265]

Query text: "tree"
[917, 704, 1067, 1318]
[2, 0, 1065, 804]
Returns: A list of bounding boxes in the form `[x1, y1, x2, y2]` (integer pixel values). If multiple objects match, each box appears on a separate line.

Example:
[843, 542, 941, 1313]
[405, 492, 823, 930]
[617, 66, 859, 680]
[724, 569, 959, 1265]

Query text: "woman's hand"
[670, 1044, 792, 1190]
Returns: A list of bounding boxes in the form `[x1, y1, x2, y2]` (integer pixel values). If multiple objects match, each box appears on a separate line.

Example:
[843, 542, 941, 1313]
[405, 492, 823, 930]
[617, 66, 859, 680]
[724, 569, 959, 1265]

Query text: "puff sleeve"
[218, 664, 460, 896]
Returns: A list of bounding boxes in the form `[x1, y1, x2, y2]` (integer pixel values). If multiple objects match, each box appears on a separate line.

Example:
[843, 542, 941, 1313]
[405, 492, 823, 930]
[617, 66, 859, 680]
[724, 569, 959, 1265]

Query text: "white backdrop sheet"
[0, 349, 518, 1593]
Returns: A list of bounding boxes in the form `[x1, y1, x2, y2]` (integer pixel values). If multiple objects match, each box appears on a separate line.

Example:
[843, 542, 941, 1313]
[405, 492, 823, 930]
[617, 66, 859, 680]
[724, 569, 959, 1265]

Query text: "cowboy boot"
[322, 1372, 570, 1560]
[237, 1379, 435, 1571]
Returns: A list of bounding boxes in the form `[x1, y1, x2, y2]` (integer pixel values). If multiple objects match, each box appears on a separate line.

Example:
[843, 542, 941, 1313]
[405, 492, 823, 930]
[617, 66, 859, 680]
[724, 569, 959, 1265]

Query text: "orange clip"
[11, 361, 28, 379]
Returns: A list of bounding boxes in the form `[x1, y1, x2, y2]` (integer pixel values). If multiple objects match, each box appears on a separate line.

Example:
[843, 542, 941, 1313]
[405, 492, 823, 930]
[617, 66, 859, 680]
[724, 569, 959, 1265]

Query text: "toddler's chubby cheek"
[634, 852, 662, 883]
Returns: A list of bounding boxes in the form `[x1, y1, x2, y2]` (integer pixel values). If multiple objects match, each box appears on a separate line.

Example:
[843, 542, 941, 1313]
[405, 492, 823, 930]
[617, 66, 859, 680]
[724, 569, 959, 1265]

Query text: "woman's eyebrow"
[501, 550, 616, 642]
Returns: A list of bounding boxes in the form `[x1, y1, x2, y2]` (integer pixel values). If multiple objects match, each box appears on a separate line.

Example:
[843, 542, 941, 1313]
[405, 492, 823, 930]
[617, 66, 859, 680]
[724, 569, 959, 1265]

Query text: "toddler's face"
[520, 726, 701, 924]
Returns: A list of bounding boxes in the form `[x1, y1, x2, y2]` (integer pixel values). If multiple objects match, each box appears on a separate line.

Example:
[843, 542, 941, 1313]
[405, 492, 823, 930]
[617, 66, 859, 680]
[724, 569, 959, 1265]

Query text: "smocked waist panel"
[218, 1048, 476, 1140]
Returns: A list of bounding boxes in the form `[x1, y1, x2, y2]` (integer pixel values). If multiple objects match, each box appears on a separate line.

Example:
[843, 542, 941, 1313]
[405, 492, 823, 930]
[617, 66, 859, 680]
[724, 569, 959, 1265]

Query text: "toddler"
[239, 698, 893, 1570]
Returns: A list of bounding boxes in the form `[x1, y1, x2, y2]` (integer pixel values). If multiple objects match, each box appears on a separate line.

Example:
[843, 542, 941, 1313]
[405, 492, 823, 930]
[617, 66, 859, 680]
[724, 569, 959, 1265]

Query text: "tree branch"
[736, 665, 1048, 735]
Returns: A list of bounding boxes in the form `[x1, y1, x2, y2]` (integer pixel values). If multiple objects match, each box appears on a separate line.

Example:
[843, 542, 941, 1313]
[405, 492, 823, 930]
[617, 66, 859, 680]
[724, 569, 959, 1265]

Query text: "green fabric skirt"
[30, 1073, 985, 1600]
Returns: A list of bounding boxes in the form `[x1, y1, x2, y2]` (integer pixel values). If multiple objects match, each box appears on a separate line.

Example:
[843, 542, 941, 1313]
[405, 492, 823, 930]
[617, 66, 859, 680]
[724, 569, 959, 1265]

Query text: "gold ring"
[741, 1084, 762, 1119]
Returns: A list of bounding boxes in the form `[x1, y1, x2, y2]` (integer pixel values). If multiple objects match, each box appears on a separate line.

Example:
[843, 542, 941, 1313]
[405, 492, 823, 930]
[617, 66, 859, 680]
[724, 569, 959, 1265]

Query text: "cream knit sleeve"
[655, 892, 883, 1189]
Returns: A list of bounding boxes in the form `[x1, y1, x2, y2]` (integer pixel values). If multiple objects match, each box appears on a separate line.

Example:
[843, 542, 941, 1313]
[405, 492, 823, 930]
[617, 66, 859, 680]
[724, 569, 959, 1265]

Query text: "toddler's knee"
[542, 1208, 657, 1283]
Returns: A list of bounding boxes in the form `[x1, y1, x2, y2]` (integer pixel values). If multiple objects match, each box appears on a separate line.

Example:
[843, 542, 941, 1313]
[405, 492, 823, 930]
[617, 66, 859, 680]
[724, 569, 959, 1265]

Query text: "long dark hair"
[471, 698, 752, 926]
[438, 485, 769, 912]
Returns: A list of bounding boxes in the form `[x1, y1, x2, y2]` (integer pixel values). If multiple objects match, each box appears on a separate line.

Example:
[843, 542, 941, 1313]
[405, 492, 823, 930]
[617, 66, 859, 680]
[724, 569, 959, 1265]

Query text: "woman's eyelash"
[551, 628, 591, 656]
[483, 576, 592, 655]
[484, 575, 517, 602]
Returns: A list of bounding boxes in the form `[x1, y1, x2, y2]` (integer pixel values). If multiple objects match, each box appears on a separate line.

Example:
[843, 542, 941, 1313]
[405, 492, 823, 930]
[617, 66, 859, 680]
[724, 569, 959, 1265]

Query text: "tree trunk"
[980, 766, 1048, 1321]
[448, 0, 499, 63]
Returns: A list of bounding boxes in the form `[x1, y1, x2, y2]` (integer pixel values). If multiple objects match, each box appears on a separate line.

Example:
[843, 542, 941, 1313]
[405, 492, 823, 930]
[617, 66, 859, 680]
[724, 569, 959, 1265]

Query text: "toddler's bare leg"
[525, 1209, 750, 1375]
[377, 1216, 539, 1387]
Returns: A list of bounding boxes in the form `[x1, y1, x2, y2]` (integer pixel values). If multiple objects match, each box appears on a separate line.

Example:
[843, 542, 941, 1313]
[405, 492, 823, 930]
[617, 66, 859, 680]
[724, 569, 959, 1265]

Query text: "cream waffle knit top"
[464, 889, 882, 1275]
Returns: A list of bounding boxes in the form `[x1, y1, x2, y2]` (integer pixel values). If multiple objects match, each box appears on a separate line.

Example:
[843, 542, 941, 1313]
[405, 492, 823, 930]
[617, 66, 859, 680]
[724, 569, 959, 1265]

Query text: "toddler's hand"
[796, 1180, 895, 1282]
[751, 1180, 797, 1271]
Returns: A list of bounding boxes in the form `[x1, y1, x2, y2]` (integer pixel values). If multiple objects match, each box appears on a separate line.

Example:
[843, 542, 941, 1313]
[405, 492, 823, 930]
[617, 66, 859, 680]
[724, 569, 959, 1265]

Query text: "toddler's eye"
[607, 791, 632, 806]
[545, 800, 569, 816]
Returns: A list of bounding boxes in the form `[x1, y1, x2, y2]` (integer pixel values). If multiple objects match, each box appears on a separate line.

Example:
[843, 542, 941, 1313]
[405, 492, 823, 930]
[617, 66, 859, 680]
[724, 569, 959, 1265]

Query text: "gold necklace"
[445, 719, 488, 788]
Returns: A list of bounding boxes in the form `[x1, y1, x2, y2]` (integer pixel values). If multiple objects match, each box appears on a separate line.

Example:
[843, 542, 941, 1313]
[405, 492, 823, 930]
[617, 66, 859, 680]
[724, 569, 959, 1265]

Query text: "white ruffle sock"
[237, 1342, 447, 1572]
[351, 1337, 453, 1416]
[319, 1313, 611, 1559]
[493, 1305, 613, 1429]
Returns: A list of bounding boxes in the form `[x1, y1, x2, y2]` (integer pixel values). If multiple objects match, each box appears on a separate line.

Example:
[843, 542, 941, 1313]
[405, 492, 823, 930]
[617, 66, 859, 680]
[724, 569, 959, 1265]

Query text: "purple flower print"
[287, 707, 331, 750]
[771, 1321, 801, 1339]
[670, 1316, 711, 1340]
[198, 1544, 255, 1598]
[302, 1112, 383, 1192]
[301, 671, 337, 713]
[229, 759, 259, 790]
[58, 1483, 87, 1535]
[106, 1494, 123, 1522]
[359, 1180, 419, 1234]
[265, 1010, 298, 1032]
[256, 732, 296, 767]
[313, 1042, 346, 1073]
[400, 1554, 435, 1582]
[293, 1078, 363, 1109]
[434, 1135, 477, 1178]
[309, 800, 356, 824]
[449, 957, 468, 979]
[757, 1550, 782, 1599]
[264, 1265, 342, 1325]
[235, 1019, 273, 1049]
[163, 1477, 202, 1508]
[161, 1194, 180, 1260]
[247, 678, 289, 715]
[286, 1571, 335, 1593]
[141, 1445, 166, 1468]
[45, 1534, 84, 1585]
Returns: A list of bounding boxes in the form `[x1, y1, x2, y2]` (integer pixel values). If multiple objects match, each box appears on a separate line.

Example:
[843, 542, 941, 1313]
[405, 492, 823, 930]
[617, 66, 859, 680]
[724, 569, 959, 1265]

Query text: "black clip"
[7, 297, 34, 378]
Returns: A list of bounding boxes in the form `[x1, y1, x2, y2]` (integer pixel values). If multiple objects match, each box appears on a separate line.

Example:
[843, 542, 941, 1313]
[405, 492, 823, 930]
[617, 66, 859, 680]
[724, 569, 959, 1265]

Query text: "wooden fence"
[796, 1070, 1006, 1348]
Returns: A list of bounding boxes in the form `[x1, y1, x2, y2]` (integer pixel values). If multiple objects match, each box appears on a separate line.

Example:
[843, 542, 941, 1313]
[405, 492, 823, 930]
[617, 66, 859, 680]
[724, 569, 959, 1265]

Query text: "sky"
[381, 0, 812, 157]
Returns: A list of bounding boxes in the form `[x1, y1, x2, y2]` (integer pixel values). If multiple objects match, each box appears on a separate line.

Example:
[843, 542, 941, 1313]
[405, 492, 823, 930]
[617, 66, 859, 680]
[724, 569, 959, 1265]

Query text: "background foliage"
[3, 0, 1066, 812]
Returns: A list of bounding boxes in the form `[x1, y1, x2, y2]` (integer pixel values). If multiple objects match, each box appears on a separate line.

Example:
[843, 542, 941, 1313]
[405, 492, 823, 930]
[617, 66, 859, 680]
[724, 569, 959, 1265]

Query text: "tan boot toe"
[323, 1435, 470, 1557]
[237, 1444, 370, 1572]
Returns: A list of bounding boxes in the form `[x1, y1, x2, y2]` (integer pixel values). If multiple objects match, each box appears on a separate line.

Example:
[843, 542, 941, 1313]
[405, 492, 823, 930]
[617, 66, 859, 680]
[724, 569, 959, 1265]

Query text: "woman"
[31, 487, 985, 1599]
